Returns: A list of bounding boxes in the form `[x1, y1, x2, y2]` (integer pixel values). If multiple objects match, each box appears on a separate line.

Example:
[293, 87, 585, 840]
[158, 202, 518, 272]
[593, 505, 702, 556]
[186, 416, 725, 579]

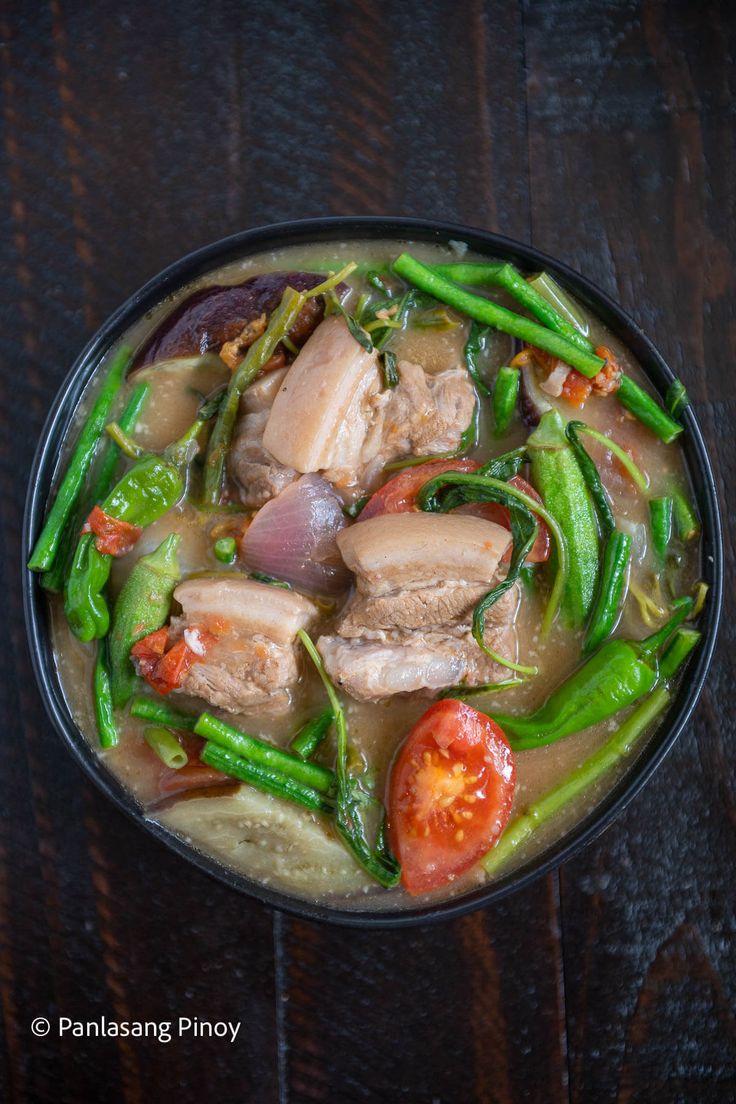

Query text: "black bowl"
[22, 217, 723, 928]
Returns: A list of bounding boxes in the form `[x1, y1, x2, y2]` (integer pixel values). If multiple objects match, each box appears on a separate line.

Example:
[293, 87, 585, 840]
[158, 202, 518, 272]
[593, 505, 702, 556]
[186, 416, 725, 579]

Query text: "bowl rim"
[22, 216, 723, 929]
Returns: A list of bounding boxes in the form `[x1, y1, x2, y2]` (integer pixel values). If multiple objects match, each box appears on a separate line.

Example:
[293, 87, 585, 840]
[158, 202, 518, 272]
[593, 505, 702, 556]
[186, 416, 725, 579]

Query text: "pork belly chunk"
[228, 368, 299, 508]
[261, 317, 477, 493]
[317, 513, 518, 701]
[171, 577, 317, 714]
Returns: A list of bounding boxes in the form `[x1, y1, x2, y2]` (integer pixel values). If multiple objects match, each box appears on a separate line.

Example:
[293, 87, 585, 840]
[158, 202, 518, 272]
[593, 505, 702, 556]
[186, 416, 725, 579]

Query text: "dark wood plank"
[524, 1, 736, 1100]
[0, 0, 734, 1101]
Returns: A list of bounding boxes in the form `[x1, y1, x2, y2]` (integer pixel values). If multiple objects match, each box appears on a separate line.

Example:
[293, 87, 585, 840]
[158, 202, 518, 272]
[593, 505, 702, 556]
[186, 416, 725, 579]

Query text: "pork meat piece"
[228, 367, 299, 507]
[171, 577, 317, 714]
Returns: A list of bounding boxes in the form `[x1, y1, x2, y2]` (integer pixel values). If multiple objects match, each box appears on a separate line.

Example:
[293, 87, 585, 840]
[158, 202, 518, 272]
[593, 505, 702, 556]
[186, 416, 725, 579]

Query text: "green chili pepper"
[583, 530, 632, 655]
[108, 533, 181, 708]
[492, 366, 520, 437]
[649, 496, 674, 564]
[528, 410, 599, 629]
[485, 598, 693, 750]
[63, 400, 216, 643]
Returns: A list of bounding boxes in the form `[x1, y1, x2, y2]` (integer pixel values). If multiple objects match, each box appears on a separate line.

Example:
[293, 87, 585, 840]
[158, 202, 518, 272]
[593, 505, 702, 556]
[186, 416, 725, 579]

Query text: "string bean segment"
[649, 496, 674, 564]
[617, 375, 683, 444]
[144, 726, 187, 769]
[29, 346, 131, 573]
[433, 262, 595, 353]
[201, 744, 334, 814]
[492, 366, 520, 437]
[290, 708, 334, 760]
[583, 530, 632, 655]
[392, 254, 605, 378]
[129, 696, 197, 730]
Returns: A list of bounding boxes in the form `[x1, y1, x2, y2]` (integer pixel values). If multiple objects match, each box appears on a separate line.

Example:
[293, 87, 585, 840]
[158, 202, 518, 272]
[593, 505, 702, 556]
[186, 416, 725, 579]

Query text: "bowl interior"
[22, 218, 723, 928]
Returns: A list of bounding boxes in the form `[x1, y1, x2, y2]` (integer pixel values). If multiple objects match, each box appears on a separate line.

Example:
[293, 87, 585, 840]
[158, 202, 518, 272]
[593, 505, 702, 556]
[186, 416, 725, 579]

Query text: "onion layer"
[241, 474, 351, 595]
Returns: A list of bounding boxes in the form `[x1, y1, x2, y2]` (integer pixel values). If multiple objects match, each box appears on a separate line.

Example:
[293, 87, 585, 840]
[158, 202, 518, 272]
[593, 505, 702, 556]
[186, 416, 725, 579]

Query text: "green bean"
[659, 627, 701, 681]
[672, 490, 700, 541]
[392, 255, 605, 378]
[434, 262, 594, 353]
[290, 708, 334, 760]
[129, 696, 197, 730]
[649, 496, 674, 564]
[202, 287, 307, 506]
[583, 530, 632, 655]
[617, 375, 683, 444]
[94, 638, 118, 749]
[464, 321, 491, 396]
[144, 726, 188, 769]
[565, 421, 615, 538]
[41, 381, 149, 593]
[194, 712, 335, 794]
[201, 743, 334, 814]
[483, 686, 671, 876]
[213, 536, 237, 564]
[29, 346, 131, 573]
[492, 366, 520, 437]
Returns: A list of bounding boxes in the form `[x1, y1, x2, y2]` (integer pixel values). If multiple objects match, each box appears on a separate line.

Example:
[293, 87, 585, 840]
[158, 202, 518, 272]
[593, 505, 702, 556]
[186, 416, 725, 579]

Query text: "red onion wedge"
[519, 362, 553, 426]
[241, 474, 352, 595]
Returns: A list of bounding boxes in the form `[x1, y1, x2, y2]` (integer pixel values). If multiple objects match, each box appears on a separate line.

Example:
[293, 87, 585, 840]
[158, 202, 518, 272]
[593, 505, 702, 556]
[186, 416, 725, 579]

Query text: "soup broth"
[44, 238, 702, 910]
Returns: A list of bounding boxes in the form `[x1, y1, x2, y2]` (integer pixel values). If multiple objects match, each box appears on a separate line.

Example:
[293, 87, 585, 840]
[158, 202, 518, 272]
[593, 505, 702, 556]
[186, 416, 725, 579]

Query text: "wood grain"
[0, 1, 733, 1101]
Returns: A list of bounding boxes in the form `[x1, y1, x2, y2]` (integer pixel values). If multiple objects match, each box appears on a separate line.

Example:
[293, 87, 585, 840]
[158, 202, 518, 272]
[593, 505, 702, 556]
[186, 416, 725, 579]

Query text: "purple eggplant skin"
[134, 271, 330, 369]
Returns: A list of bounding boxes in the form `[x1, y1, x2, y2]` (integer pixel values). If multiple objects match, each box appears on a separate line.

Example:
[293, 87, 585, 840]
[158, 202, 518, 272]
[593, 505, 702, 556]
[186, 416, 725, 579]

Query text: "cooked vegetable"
[64, 401, 216, 642]
[583, 530, 632, 655]
[393, 254, 605, 378]
[492, 366, 520, 437]
[527, 410, 599, 628]
[290, 708, 334, 760]
[241, 473, 351, 595]
[144, 726, 188, 769]
[94, 638, 118, 748]
[464, 321, 491, 396]
[486, 598, 693, 749]
[434, 262, 593, 352]
[42, 380, 150, 593]
[672, 489, 700, 541]
[201, 743, 334, 814]
[108, 533, 181, 708]
[665, 379, 689, 418]
[129, 695, 197, 731]
[483, 686, 671, 875]
[570, 423, 648, 492]
[194, 712, 335, 794]
[388, 699, 515, 894]
[213, 536, 237, 564]
[649, 496, 674, 564]
[617, 375, 683, 444]
[382, 349, 399, 388]
[564, 421, 615, 538]
[299, 630, 400, 887]
[29, 346, 131, 573]
[659, 627, 701, 679]
[526, 271, 592, 336]
[203, 286, 308, 505]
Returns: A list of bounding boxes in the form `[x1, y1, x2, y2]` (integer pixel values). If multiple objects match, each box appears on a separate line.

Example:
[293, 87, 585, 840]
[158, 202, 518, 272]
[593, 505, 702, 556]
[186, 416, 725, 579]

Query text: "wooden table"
[3, 2, 734, 1100]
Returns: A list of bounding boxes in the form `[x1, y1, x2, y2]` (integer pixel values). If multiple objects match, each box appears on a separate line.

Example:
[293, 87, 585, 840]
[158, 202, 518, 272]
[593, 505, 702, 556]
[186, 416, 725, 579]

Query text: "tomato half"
[359, 458, 480, 520]
[388, 700, 515, 895]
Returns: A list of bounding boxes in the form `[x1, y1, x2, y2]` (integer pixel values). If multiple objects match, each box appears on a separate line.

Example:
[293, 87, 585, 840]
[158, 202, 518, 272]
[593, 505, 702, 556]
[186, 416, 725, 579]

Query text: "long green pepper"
[485, 598, 693, 750]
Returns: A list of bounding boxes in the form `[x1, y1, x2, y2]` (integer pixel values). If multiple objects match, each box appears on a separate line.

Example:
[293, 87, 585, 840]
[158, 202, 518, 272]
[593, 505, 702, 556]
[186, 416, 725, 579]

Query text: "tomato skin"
[359, 459, 480, 520]
[131, 625, 217, 695]
[388, 700, 515, 895]
[82, 505, 142, 556]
